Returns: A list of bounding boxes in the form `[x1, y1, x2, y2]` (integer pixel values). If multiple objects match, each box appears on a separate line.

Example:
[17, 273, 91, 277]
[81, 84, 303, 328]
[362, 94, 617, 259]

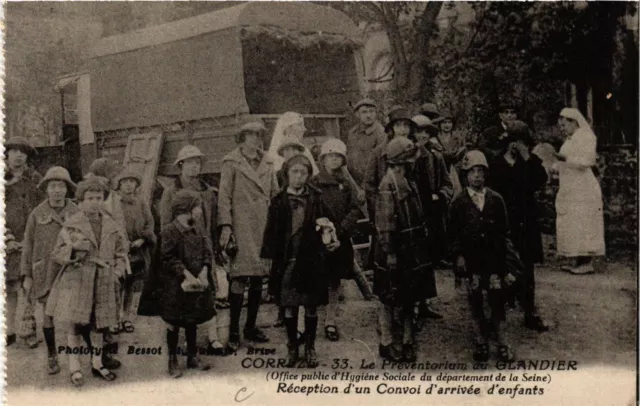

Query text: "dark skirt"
[278, 259, 320, 308]
[374, 264, 435, 306]
[373, 226, 435, 306]
[160, 277, 216, 328]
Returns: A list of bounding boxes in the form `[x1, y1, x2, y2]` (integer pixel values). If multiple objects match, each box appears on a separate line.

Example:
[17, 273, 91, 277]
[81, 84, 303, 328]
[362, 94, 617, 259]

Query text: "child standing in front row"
[261, 154, 340, 368]
[46, 177, 127, 387]
[311, 138, 366, 342]
[21, 166, 79, 375]
[374, 137, 432, 363]
[449, 150, 516, 362]
[161, 190, 216, 378]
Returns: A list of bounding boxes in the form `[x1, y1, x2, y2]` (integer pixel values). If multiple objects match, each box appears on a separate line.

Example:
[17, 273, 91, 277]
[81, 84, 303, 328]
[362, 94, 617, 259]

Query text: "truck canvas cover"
[87, 2, 361, 132]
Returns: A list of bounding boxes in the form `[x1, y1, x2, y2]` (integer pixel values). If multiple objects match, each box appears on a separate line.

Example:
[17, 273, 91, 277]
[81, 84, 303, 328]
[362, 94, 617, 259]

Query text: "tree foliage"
[332, 1, 637, 141]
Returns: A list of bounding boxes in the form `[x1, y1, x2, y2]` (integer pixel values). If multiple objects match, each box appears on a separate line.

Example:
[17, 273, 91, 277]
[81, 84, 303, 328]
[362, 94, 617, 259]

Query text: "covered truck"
[60, 2, 364, 201]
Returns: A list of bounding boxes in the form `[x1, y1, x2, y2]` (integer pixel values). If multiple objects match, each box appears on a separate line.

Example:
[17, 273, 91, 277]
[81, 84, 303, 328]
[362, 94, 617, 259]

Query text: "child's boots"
[304, 316, 318, 368]
[285, 317, 299, 368]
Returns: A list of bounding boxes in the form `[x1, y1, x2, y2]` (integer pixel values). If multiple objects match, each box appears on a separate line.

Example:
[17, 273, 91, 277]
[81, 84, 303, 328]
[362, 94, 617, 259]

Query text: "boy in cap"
[161, 190, 216, 377]
[46, 176, 127, 386]
[4, 137, 43, 348]
[374, 137, 431, 362]
[21, 166, 78, 373]
[449, 150, 516, 362]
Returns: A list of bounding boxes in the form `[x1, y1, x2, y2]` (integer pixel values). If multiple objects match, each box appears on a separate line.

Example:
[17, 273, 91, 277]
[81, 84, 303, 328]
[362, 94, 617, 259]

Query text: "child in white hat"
[449, 150, 516, 362]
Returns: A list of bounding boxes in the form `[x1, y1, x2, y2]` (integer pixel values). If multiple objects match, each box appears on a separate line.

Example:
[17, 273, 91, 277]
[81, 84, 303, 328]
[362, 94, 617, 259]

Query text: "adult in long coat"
[489, 121, 549, 331]
[218, 121, 279, 351]
[4, 137, 43, 348]
[553, 108, 605, 274]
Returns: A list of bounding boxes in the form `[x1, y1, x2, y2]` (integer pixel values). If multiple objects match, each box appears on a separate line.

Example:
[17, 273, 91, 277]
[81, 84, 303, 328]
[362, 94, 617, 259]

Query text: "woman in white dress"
[552, 107, 605, 274]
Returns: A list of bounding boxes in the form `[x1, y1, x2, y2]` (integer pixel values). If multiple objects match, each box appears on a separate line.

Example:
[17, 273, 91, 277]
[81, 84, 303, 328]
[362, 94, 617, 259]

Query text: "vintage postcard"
[1, 2, 637, 405]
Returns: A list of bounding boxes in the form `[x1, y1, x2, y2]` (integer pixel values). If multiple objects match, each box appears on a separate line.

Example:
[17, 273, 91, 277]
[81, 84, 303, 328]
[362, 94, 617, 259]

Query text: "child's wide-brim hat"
[115, 167, 143, 188]
[277, 136, 306, 157]
[411, 115, 439, 137]
[385, 106, 416, 133]
[38, 166, 76, 191]
[76, 175, 110, 200]
[5, 136, 37, 157]
[461, 150, 489, 171]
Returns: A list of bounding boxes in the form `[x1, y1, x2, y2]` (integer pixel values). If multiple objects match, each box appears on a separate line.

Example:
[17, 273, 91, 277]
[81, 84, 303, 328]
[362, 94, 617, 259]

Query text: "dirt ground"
[4, 248, 637, 392]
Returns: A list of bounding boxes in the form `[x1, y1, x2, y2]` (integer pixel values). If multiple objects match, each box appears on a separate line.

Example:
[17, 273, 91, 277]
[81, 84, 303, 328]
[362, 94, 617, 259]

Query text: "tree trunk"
[405, 2, 445, 101]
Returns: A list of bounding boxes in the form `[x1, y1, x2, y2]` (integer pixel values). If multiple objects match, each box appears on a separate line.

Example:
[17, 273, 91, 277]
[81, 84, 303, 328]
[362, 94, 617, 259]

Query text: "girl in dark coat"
[261, 154, 340, 368]
[161, 190, 216, 377]
[311, 138, 363, 342]
[488, 121, 549, 332]
[374, 137, 431, 363]
[114, 168, 156, 334]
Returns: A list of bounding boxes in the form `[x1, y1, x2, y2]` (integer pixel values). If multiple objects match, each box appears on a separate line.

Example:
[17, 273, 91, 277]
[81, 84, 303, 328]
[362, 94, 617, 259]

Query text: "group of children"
[7, 104, 537, 387]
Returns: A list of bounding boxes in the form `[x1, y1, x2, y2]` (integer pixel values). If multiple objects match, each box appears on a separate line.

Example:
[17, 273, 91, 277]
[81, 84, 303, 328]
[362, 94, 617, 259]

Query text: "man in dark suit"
[476, 102, 519, 163]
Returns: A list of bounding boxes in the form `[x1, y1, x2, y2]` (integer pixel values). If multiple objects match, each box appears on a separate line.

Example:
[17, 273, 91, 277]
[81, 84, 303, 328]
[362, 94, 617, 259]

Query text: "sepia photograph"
[1, 1, 638, 405]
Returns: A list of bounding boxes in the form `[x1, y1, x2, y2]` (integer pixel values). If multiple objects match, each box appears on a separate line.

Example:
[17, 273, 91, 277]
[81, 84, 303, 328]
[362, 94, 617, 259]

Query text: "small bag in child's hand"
[315, 217, 338, 246]
[181, 280, 205, 292]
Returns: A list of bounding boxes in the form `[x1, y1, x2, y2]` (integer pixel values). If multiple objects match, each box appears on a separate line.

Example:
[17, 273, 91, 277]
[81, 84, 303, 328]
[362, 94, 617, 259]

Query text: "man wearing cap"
[489, 121, 549, 332]
[218, 121, 279, 352]
[4, 136, 43, 348]
[347, 98, 386, 189]
[419, 102, 444, 123]
[477, 102, 519, 162]
[20, 166, 78, 374]
[374, 137, 430, 362]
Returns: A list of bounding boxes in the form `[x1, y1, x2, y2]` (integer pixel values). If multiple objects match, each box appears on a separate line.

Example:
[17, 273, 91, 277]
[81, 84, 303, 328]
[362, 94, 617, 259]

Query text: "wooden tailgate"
[123, 132, 164, 205]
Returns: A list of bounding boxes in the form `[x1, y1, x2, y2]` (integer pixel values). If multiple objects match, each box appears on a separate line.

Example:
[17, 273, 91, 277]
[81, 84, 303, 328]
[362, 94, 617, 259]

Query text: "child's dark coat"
[261, 185, 335, 306]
